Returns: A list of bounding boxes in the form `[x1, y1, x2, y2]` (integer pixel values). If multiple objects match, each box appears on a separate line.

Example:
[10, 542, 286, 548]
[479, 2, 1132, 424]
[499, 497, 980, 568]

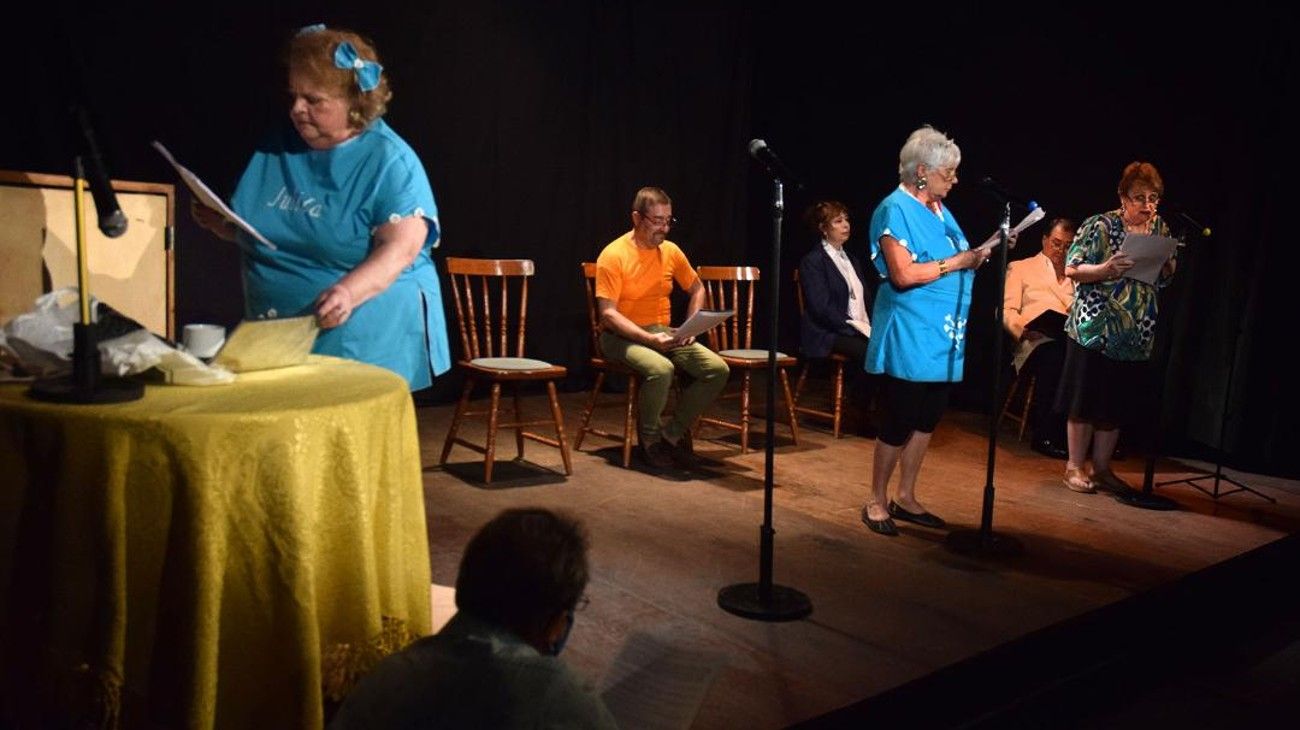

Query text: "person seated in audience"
[329, 508, 616, 729]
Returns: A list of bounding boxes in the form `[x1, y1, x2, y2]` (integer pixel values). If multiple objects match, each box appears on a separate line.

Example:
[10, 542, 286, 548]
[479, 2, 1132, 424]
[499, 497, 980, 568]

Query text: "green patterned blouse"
[1063, 211, 1176, 361]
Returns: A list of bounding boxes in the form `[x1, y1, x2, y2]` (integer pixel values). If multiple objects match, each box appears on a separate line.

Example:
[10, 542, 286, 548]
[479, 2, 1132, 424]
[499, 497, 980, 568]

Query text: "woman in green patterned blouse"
[1056, 162, 1177, 494]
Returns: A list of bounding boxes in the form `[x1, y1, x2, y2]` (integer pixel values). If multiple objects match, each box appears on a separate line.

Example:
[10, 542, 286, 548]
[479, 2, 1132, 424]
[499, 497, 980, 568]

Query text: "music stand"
[1149, 251, 1273, 503]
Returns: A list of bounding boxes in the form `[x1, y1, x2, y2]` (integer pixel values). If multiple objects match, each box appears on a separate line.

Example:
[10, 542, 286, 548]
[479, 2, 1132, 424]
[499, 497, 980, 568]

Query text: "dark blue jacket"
[798, 245, 873, 357]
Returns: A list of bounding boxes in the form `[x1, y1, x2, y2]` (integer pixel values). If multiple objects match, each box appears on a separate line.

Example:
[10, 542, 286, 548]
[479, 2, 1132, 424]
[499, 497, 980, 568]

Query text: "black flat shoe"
[887, 501, 946, 529]
[860, 508, 898, 536]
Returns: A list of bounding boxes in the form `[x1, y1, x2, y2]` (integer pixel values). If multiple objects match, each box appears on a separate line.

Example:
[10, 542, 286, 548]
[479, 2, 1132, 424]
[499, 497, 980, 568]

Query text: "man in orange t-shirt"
[595, 187, 729, 469]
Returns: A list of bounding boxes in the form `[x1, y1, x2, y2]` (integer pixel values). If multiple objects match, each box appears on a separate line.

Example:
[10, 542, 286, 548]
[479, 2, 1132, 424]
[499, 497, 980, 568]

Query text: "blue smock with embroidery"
[230, 119, 450, 389]
[864, 186, 973, 382]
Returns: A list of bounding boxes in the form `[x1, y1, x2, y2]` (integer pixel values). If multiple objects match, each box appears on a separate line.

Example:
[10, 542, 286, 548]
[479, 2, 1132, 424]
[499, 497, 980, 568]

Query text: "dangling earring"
[348, 109, 364, 126]
[916, 175, 928, 191]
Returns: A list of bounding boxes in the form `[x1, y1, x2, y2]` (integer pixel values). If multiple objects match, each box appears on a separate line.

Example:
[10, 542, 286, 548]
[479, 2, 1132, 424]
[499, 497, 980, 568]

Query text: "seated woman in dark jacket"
[798, 200, 875, 430]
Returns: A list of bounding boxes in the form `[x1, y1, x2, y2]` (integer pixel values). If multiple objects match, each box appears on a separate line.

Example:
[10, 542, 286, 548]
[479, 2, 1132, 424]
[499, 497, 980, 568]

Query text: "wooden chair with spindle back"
[439, 258, 572, 483]
[694, 265, 800, 453]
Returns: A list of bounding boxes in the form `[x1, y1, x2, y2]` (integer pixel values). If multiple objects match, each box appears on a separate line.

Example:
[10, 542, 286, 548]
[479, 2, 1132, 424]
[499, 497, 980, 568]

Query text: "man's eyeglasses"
[1126, 193, 1160, 206]
[636, 212, 677, 227]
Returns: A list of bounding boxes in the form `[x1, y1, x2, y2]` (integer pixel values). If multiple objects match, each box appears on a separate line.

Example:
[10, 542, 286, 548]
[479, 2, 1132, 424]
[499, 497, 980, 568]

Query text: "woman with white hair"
[859, 125, 991, 537]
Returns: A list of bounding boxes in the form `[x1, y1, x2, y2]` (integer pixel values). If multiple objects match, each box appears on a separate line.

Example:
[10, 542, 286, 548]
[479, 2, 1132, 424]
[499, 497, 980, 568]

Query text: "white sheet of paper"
[846, 318, 871, 338]
[152, 141, 277, 250]
[978, 207, 1047, 252]
[1119, 233, 1179, 286]
[672, 309, 734, 341]
[599, 630, 724, 730]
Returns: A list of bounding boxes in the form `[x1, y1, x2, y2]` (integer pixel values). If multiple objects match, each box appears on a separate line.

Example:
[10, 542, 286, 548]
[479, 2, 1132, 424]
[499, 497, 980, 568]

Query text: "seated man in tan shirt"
[1003, 217, 1075, 459]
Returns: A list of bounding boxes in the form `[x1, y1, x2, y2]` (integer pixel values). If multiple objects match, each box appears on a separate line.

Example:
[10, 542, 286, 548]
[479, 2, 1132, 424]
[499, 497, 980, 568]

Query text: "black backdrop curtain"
[7, 1, 1296, 477]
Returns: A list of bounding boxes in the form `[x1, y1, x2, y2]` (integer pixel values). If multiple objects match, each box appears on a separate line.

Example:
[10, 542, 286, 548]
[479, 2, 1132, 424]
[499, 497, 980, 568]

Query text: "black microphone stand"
[946, 201, 1023, 557]
[718, 174, 812, 621]
[28, 122, 144, 404]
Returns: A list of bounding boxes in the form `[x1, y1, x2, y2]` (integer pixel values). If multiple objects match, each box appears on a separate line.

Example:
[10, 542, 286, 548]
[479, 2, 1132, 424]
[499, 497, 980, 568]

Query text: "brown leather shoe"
[1063, 466, 1096, 494]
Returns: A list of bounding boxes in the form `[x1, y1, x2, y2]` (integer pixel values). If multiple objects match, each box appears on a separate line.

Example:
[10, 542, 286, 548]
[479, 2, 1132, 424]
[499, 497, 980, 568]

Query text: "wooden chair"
[573, 262, 641, 468]
[694, 266, 800, 453]
[791, 268, 848, 438]
[1000, 369, 1036, 441]
[439, 258, 572, 483]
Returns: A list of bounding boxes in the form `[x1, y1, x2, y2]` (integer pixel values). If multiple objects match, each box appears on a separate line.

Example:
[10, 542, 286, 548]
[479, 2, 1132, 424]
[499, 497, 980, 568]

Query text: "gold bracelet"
[937, 258, 949, 276]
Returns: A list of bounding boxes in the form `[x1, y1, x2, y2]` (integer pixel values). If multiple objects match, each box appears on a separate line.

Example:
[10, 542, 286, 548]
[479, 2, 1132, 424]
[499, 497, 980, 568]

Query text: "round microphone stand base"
[1112, 487, 1179, 511]
[718, 583, 812, 622]
[944, 528, 1024, 559]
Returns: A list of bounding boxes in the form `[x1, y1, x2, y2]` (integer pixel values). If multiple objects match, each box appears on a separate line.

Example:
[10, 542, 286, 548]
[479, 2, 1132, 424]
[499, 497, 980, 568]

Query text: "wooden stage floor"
[414, 388, 1300, 729]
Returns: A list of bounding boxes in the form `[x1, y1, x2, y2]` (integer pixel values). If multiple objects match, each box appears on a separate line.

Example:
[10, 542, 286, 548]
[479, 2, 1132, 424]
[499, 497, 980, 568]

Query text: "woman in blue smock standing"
[859, 126, 991, 537]
[193, 24, 450, 390]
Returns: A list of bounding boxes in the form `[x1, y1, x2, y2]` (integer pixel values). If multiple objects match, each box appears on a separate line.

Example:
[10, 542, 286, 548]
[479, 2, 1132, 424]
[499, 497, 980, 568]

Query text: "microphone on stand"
[979, 176, 1038, 212]
[747, 139, 804, 190]
[72, 104, 128, 238]
[1163, 206, 1212, 238]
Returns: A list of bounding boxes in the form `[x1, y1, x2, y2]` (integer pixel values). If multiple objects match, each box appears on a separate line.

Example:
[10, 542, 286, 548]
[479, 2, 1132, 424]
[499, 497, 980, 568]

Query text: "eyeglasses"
[1126, 193, 1160, 205]
[636, 211, 677, 228]
[925, 166, 958, 183]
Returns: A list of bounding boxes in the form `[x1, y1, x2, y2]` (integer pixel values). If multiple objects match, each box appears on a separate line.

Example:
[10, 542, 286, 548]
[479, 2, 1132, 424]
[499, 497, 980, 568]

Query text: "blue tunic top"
[231, 119, 450, 389]
[864, 186, 974, 382]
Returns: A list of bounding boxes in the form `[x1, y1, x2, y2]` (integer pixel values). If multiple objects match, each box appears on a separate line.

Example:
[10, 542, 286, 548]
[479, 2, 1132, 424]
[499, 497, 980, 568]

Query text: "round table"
[0, 355, 432, 728]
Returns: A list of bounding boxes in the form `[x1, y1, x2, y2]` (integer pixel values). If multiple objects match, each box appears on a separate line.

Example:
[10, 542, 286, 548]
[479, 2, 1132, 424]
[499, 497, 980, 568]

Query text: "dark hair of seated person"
[455, 508, 589, 643]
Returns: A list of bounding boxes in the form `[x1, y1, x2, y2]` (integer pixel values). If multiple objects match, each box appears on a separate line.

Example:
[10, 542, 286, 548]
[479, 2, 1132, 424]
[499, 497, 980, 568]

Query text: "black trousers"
[1022, 340, 1066, 444]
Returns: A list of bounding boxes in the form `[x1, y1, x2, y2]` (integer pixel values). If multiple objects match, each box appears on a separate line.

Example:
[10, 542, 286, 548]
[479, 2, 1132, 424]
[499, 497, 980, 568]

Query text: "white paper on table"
[152, 141, 277, 250]
[1119, 234, 1179, 285]
[671, 309, 734, 341]
[846, 318, 871, 338]
[599, 630, 725, 730]
[977, 207, 1047, 252]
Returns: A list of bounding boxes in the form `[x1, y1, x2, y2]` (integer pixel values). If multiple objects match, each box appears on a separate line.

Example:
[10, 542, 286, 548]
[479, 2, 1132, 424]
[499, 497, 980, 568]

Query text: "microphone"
[72, 105, 128, 238]
[979, 176, 1038, 211]
[1164, 206, 1211, 238]
[747, 139, 804, 189]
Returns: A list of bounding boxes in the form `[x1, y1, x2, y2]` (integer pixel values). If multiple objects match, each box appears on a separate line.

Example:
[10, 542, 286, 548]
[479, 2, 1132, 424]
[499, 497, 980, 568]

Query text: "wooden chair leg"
[779, 368, 800, 446]
[546, 381, 573, 475]
[512, 384, 525, 459]
[574, 371, 606, 451]
[795, 362, 809, 404]
[739, 370, 752, 454]
[622, 377, 638, 468]
[1018, 377, 1035, 441]
[440, 377, 474, 465]
[832, 360, 845, 439]
[484, 383, 502, 483]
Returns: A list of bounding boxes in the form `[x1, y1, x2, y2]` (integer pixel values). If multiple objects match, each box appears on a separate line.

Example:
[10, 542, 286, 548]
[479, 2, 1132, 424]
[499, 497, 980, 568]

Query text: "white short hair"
[898, 125, 961, 184]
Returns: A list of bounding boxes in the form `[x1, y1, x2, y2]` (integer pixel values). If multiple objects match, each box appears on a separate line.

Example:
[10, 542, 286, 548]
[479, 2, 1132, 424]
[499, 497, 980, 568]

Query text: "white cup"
[182, 323, 226, 359]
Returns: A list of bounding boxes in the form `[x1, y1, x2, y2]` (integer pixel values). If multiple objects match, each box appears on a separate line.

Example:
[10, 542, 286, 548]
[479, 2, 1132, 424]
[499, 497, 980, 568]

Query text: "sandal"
[1063, 466, 1096, 494]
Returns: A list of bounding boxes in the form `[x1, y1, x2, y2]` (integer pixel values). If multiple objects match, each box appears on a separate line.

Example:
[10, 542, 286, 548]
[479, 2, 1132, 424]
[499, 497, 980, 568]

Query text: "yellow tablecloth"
[0, 355, 431, 728]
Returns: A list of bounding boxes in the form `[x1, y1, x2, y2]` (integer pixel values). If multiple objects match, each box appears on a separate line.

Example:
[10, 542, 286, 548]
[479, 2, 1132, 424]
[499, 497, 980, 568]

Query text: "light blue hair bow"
[333, 41, 383, 93]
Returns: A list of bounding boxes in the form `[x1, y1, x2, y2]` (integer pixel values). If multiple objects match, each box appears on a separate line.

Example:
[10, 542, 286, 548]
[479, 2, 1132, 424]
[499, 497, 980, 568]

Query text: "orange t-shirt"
[595, 232, 698, 327]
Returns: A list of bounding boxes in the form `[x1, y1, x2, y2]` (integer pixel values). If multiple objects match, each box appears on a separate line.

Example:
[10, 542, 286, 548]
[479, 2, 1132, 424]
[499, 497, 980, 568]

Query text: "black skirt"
[1054, 338, 1149, 426]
